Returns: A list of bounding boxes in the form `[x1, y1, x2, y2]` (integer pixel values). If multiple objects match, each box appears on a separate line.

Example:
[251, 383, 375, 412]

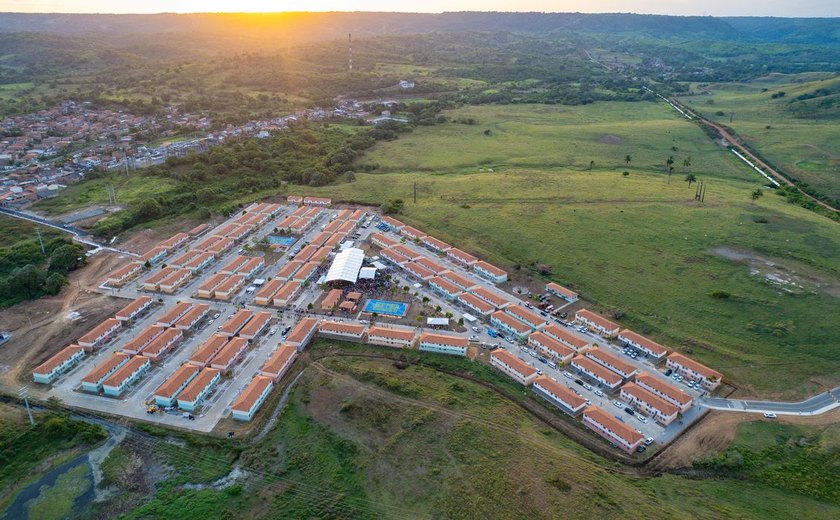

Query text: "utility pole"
[413, 182, 417, 204]
[729, 112, 734, 124]
[18, 387, 34, 425]
[348, 33, 353, 74]
[35, 228, 45, 255]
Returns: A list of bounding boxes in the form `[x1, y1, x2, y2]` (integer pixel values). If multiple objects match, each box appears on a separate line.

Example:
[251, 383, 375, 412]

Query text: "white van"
[546, 360, 558, 370]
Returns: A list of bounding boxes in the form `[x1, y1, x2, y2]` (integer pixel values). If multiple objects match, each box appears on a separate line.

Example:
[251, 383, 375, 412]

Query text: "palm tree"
[683, 156, 691, 173]
[589, 160, 595, 172]
[624, 154, 631, 168]
[668, 166, 674, 183]
[751, 188, 764, 201]
[666, 156, 675, 170]
[685, 174, 697, 187]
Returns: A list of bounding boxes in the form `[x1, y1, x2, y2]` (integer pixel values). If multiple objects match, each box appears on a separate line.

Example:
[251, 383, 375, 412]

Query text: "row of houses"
[573, 309, 722, 390]
[375, 219, 508, 283]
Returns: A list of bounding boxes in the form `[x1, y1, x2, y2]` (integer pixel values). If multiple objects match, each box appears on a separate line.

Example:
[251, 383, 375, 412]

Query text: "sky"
[1, 0, 839, 17]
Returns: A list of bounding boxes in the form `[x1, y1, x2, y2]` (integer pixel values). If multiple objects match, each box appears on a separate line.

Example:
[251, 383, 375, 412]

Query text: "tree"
[624, 155, 631, 167]
[589, 160, 595, 172]
[49, 244, 84, 274]
[344, 171, 356, 183]
[683, 156, 691, 173]
[44, 272, 66, 295]
[666, 156, 675, 170]
[685, 174, 697, 187]
[751, 189, 764, 201]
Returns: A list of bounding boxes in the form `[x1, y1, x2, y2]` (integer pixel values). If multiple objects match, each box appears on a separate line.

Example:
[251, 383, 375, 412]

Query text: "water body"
[2, 454, 91, 520]
[2, 425, 124, 520]
[267, 235, 296, 246]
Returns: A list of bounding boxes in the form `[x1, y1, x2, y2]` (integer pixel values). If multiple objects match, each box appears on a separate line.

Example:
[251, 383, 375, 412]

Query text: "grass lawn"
[301, 103, 840, 397]
[0, 215, 63, 248]
[677, 73, 840, 201]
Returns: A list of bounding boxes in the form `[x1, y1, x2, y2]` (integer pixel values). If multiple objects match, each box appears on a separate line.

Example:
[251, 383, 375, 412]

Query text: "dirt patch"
[651, 408, 840, 471]
[0, 253, 128, 391]
[711, 245, 840, 297]
[599, 134, 622, 145]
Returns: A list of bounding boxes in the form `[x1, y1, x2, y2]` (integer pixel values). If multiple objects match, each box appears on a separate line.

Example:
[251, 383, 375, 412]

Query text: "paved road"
[0, 206, 138, 256]
[700, 387, 840, 416]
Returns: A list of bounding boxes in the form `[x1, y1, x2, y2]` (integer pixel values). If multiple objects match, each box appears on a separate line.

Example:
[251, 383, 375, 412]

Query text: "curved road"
[0, 206, 138, 256]
[700, 387, 840, 416]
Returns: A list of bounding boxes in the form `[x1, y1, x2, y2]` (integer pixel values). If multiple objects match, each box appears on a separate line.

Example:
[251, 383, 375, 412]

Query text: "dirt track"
[0, 251, 128, 391]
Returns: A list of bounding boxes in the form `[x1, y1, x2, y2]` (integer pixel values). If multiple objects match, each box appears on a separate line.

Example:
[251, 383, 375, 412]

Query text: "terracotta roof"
[439, 270, 477, 290]
[144, 267, 177, 285]
[276, 260, 304, 279]
[115, 296, 152, 320]
[142, 328, 182, 358]
[177, 368, 220, 402]
[321, 289, 343, 309]
[123, 325, 165, 353]
[429, 276, 463, 295]
[447, 247, 478, 264]
[457, 292, 495, 313]
[272, 281, 302, 303]
[78, 318, 121, 345]
[667, 353, 723, 381]
[585, 348, 637, 377]
[160, 232, 189, 249]
[108, 261, 142, 280]
[584, 405, 644, 446]
[634, 373, 693, 406]
[173, 304, 210, 328]
[232, 376, 273, 413]
[369, 233, 399, 248]
[210, 337, 249, 368]
[491, 349, 538, 377]
[619, 330, 668, 357]
[506, 305, 546, 328]
[254, 278, 285, 301]
[286, 317, 318, 345]
[319, 321, 366, 335]
[220, 255, 249, 273]
[141, 246, 169, 262]
[491, 311, 531, 334]
[367, 326, 416, 341]
[404, 262, 436, 279]
[260, 344, 298, 376]
[158, 268, 191, 287]
[198, 273, 229, 293]
[570, 356, 623, 386]
[542, 324, 590, 350]
[423, 236, 451, 251]
[190, 334, 229, 366]
[621, 383, 679, 416]
[219, 310, 253, 335]
[474, 260, 506, 277]
[239, 311, 272, 338]
[82, 353, 130, 384]
[400, 225, 426, 238]
[534, 376, 587, 409]
[214, 274, 245, 294]
[102, 356, 149, 388]
[546, 282, 578, 299]
[575, 309, 620, 331]
[156, 302, 193, 326]
[528, 331, 575, 359]
[419, 332, 469, 347]
[470, 286, 510, 308]
[34, 345, 84, 376]
[415, 256, 447, 273]
[154, 364, 200, 398]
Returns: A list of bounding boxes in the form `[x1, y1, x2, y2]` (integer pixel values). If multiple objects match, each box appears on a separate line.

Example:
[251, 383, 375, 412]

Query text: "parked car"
[563, 372, 574, 380]
[637, 415, 648, 423]
[763, 412, 778, 419]
[594, 390, 605, 397]
[268, 328, 277, 336]
[575, 379, 585, 386]
[538, 357, 548, 364]
[624, 407, 635, 416]
[583, 383, 593, 391]
[547, 360, 558, 370]
[664, 369, 673, 376]
[644, 437, 654, 446]
[612, 400, 623, 408]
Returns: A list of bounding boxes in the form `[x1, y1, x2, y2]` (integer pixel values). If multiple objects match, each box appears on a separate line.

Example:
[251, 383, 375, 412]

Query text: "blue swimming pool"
[268, 235, 296, 246]
[362, 299, 409, 318]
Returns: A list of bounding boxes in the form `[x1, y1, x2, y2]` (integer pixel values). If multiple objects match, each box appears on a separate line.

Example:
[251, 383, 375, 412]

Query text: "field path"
[669, 98, 840, 214]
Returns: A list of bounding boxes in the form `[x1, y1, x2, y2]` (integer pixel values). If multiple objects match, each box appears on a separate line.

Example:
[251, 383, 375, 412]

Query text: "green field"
[32, 174, 182, 217]
[104, 348, 840, 519]
[360, 102, 752, 180]
[301, 103, 840, 397]
[677, 73, 840, 201]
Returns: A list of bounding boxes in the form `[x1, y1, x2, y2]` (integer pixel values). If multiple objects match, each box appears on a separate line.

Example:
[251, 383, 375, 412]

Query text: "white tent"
[359, 267, 377, 280]
[426, 317, 449, 326]
[324, 248, 365, 284]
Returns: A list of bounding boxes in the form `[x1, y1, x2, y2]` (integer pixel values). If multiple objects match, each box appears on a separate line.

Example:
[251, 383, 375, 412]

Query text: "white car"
[763, 412, 778, 419]
[268, 328, 277, 336]
[613, 400, 623, 408]
[583, 383, 593, 391]
[594, 390, 605, 397]
[637, 415, 648, 423]
[563, 372, 574, 380]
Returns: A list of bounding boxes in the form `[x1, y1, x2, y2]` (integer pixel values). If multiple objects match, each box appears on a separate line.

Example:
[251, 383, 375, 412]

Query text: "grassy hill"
[304, 103, 840, 397]
[677, 73, 840, 202]
[99, 346, 840, 519]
